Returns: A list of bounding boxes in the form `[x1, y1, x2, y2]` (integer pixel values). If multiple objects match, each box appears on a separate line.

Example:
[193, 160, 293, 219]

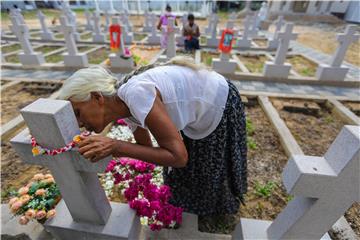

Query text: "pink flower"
[159, 185, 172, 202]
[116, 119, 128, 126]
[8, 197, 19, 206]
[19, 216, 29, 225]
[18, 187, 29, 195]
[20, 194, 31, 204]
[149, 223, 163, 231]
[10, 201, 23, 213]
[130, 199, 153, 218]
[46, 209, 56, 219]
[25, 209, 36, 219]
[149, 201, 162, 212]
[35, 189, 46, 197]
[124, 186, 139, 201]
[105, 160, 117, 172]
[36, 210, 47, 220]
[143, 184, 160, 201]
[33, 173, 45, 181]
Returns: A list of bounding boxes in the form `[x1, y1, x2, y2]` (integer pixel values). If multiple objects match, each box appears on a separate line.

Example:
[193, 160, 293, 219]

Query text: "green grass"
[35, 45, 60, 54]
[1, 9, 62, 22]
[80, 32, 93, 40]
[324, 115, 334, 124]
[88, 48, 109, 64]
[54, 33, 64, 39]
[45, 53, 64, 63]
[254, 181, 276, 198]
[134, 33, 147, 41]
[246, 119, 255, 135]
[247, 137, 257, 150]
[246, 118, 257, 150]
[200, 36, 207, 45]
[5, 54, 20, 63]
[78, 46, 94, 53]
[1, 44, 21, 54]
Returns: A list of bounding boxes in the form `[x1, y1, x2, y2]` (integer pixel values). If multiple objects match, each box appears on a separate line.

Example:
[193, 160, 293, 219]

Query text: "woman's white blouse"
[117, 65, 229, 140]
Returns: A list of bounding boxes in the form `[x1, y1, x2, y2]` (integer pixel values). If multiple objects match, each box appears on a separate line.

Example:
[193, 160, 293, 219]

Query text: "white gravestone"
[11, 98, 141, 240]
[147, 13, 161, 44]
[108, 0, 116, 14]
[236, 15, 252, 49]
[268, 15, 284, 50]
[109, 17, 134, 69]
[59, 16, 88, 67]
[212, 52, 238, 74]
[10, 16, 44, 66]
[205, 13, 216, 35]
[206, 15, 220, 47]
[143, 10, 152, 32]
[176, 13, 188, 46]
[92, 12, 106, 43]
[121, 19, 134, 45]
[61, 4, 80, 41]
[84, 10, 93, 31]
[104, 10, 111, 32]
[256, 2, 269, 29]
[164, 18, 177, 59]
[264, 23, 297, 78]
[10, 9, 25, 24]
[120, 10, 133, 32]
[37, 10, 54, 41]
[316, 25, 360, 81]
[232, 125, 360, 240]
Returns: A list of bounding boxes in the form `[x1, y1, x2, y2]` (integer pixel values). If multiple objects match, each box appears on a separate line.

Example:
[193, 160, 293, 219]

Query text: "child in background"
[182, 13, 200, 52]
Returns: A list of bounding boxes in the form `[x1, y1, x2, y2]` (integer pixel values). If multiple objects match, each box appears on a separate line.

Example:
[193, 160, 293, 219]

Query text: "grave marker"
[232, 125, 360, 239]
[268, 15, 284, 50]
[59, 16, 88, 67]
[92, 12, 106, 43]
[206, 15, 220, 47]
[147, 13, 160, 44]
[236, 15, 252, 49]
[264, 23, 297, 78]
[37, 10, 54, 41]
[84, 9, 93, 31]
[11, 98, 140, 240]
[316, 25, 360, 81]
[10, 16, 44, 66]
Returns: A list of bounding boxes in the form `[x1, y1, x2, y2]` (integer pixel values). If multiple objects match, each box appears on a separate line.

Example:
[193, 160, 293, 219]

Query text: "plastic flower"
[35, 189, 46, 197]
[33, 173, 45, 181]
[150, 223, 163, 231]
[18, 187, 29, 196]
[73, 135, 81, 143]
[25, 209, 36, 219]
[20, 194, 31, 204]
[36, 210, 47, 220]
[8, 197, 19, 206]
[44, 174, 53, 179]
[19, 216, 29, 225]
[32, 146, 44, 156]
[10, 201, 23, 213]
[117, 119, 128, 126]
[41, 177, 55, 184]
[46, 209, 56, 219]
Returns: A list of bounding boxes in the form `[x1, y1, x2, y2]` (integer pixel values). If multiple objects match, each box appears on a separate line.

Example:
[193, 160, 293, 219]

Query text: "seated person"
[182, 13, 200, 52]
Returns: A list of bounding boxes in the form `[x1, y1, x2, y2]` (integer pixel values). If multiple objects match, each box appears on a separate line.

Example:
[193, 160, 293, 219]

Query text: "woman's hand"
[77, 135, 118, 162]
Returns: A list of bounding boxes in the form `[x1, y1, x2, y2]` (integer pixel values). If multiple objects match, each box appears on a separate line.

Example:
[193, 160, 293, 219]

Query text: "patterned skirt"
[163, 81, 247, 216]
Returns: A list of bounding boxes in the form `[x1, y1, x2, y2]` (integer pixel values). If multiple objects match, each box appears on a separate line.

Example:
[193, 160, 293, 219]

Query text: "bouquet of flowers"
[8, 173, 61, 225]
[104, 158, 183, 231]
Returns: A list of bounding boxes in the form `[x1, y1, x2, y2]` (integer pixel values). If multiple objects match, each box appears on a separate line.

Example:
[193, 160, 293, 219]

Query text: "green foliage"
[286, 195, 294, 202]
[254, 181, 276, 198]
[247, 137, 257, 150]
[205, 56, 212, 66]
[324, 115, 334, 124]
[246, 119, 255, 135]
[133, 54, 141, 65]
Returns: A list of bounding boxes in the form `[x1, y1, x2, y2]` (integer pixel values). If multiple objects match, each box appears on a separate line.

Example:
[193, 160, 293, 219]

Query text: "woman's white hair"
[58, 56, 207, 102]
[58, 66, 118, 101]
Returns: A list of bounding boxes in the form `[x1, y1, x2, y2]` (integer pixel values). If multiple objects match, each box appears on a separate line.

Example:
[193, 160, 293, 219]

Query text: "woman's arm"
[157, 18, 162, 30]
[78, 96, 188, 168]
[133, 127, 152, 147]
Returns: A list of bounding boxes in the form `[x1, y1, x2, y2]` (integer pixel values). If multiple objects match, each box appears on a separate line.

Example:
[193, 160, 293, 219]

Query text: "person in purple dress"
[157, 4, 178, 49]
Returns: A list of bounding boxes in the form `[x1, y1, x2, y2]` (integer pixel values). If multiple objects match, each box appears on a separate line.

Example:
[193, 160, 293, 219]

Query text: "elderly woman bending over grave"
[58, 56, 247, 231]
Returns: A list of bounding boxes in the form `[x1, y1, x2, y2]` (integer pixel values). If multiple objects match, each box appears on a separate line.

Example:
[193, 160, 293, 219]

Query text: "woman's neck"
[104, 95, 131, 122]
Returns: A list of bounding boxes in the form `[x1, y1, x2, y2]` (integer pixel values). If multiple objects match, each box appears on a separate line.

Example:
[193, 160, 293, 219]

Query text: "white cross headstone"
[268, 15, 284, 50]
[91, 12, 106, 43]
[108, 0, 116, 14]
[10, 9, 25, 24]
[109, 16, 134, 70]
[206, 15, 220, 47]
[59, 16, 88, 67]
[120, 10, 133, 32]
[233, 125, 360, 239]
[147, 13, 160, 44]
[10, 16, 44, 66]
[249, 14, 259, 37]
[120, 17, 134, 44]
[205, 13, 215, 35]
[11, 98, 140, 240]
[143, 10, 152, 32]
[316, 25, 360, 81]
[264, 23, 297, 78]
[37, 10, 54, 41]
[163, 18, 177, 59]
[181, 13, 188, 27]
[84, 9, 93, 31]
[236, 15, 252, 49]
[104, 10, 111, 32]
[212, 50, 238, 74]
[257, 2, 269, 24]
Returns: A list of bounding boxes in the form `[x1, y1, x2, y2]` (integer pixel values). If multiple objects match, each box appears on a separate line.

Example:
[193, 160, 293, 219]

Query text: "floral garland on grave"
[8, 173, 61, 225]
[30, 132, 90, 156]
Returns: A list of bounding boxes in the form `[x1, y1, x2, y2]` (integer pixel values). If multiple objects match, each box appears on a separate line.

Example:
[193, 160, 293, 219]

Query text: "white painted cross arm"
[10, 98, 113, 174]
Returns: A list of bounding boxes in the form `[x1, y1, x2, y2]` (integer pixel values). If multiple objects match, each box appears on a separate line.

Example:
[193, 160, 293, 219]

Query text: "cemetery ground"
[1, 7, 360, 240]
